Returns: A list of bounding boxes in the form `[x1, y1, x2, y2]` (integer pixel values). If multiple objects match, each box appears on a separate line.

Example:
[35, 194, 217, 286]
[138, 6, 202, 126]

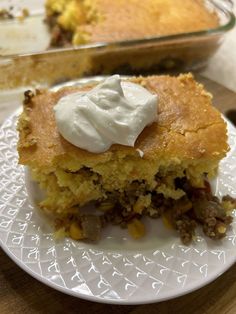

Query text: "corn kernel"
[222, 200, 235, 212]
[217, 225, 226, 234]
[175, 201, 192, 214]
[162, 212, 174, 230]
[97, 201, 114, 212]
[72, 31, 91, 45]
[54, 227, 67, 240]
[69, 222, 83, 240]
[127, 219, 146, 239]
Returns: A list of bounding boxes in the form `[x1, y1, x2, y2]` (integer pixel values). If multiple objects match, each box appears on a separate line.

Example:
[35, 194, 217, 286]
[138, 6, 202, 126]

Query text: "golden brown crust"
[83, 0, 219, 43]
[17, 73, 228, 170]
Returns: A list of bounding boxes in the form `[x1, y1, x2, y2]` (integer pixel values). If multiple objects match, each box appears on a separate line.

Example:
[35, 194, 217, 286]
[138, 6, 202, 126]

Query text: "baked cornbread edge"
[17, 73, 228, 169]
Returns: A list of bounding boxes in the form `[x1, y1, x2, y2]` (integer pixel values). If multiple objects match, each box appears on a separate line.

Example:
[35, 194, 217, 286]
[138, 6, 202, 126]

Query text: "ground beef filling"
[45, 13, 73, 47]
[55, 178, 235, 245]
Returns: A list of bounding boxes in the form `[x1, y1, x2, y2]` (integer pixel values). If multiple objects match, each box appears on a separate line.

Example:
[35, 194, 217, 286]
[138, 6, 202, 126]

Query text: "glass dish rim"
[1, 0, 235, 59]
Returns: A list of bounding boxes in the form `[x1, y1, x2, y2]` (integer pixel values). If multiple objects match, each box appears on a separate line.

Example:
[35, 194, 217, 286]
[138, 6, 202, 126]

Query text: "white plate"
[0, 108, 236, 305]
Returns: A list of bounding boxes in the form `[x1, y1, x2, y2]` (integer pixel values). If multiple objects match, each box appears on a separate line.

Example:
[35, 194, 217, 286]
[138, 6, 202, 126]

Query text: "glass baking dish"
[0, 0, 235, 89]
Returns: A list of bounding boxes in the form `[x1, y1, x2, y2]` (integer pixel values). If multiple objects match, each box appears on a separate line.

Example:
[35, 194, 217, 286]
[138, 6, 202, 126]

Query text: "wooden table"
[0, 76, 236, 314]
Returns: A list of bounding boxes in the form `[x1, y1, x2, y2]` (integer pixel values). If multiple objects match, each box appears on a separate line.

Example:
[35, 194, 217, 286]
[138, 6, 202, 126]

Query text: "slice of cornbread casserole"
[17, 74, 235, 244]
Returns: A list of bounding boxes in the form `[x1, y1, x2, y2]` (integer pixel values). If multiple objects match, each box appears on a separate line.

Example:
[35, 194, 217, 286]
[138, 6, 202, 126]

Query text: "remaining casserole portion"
[45, 0, 219, 46]
[17, 74, 235, 244]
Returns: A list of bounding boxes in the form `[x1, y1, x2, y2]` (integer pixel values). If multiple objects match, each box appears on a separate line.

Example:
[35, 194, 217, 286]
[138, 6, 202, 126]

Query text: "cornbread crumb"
[133, 194, 152, 214]
[17, 8, 29, 22]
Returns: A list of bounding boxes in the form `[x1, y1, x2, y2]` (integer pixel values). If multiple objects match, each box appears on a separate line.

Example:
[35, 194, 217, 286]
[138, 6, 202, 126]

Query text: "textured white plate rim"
[1, 233, 235, 305]
[1, 230, 236, 305]
[0, 105, 235, 305]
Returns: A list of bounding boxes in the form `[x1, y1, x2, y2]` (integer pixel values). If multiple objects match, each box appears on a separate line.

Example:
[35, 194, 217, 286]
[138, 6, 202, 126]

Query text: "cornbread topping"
[54, 75, 158, 153]
[45, 0, 219, 47]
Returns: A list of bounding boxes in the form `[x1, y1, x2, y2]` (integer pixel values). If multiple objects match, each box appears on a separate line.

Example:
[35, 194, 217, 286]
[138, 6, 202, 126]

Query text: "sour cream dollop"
[54, 75, 158, 153]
